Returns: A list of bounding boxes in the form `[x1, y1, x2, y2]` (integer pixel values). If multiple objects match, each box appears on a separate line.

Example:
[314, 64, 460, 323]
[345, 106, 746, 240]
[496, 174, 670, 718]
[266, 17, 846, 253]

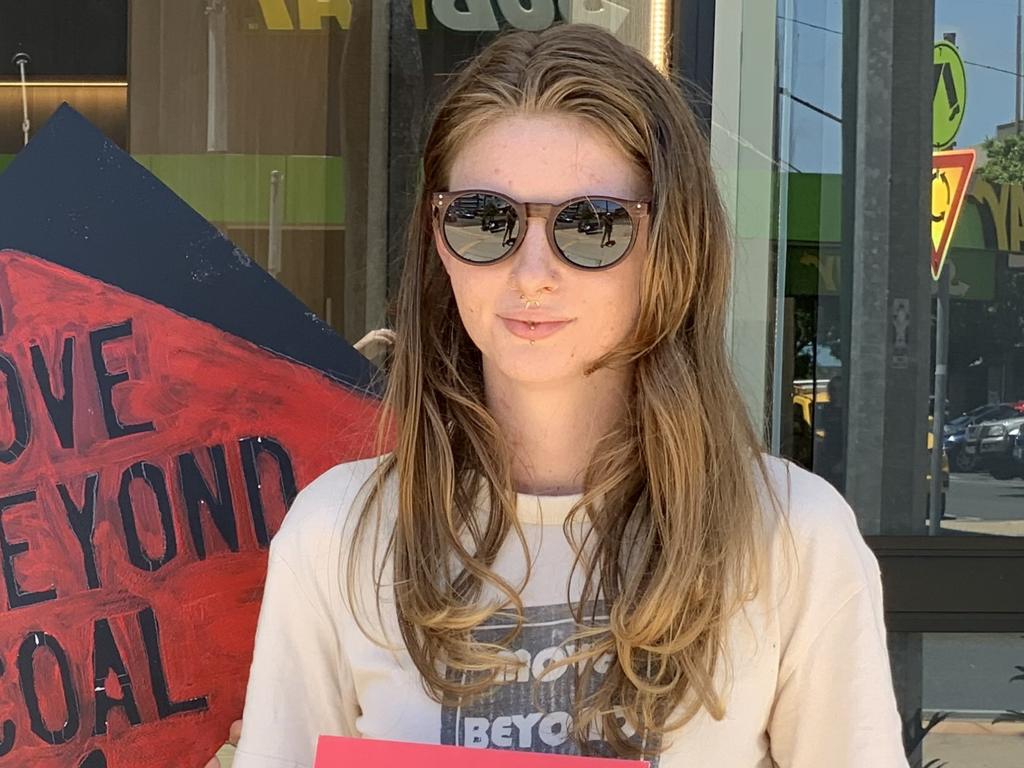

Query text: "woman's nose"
[509, 216, 560, 292]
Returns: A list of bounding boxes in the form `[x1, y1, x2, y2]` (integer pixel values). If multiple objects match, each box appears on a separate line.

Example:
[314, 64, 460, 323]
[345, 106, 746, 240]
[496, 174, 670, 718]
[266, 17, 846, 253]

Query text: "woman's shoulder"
[758, 453, 859, 532]
[269, 454, 394, 563]
[756, 453, 880, 591]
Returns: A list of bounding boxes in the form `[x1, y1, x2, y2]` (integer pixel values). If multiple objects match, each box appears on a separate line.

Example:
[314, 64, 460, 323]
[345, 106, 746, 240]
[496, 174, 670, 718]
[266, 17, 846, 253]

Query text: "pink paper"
[315, 736, 649, 767]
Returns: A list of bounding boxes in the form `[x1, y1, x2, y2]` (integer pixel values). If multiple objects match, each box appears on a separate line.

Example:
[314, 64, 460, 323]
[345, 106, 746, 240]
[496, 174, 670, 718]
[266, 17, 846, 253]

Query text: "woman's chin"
[482, 349, 580, 386]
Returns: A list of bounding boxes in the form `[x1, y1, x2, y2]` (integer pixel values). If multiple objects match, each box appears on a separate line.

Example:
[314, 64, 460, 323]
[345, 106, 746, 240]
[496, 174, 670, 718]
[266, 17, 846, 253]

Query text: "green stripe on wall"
[0, 153, 345, 227]
[781, 171, 996, 252]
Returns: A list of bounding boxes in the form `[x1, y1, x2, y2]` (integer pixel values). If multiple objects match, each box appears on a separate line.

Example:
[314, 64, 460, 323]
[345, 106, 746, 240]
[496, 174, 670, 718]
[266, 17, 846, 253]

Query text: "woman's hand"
[202, 719, 243, 768]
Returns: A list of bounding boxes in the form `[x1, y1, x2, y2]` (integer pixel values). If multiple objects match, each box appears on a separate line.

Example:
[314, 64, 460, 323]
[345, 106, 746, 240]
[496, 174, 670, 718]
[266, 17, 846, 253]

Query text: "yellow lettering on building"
[298, 0, 352, 29]
[798, 251, 839, 294]
[257, 0, 294, 29]
[1011, 184, 1024, 255]
[413, 0, 428, 29]
[971, 178, 1010, 252]
[259, 1, 427, 30]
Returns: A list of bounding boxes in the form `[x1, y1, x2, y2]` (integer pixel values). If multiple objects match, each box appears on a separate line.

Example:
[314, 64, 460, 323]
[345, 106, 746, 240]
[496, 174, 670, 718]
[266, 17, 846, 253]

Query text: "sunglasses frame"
[430, 189, 651, 271]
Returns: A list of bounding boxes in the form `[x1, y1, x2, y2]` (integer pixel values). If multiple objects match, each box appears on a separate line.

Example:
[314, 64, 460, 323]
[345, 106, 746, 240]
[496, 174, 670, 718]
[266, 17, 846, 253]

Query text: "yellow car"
[791, 384, 949, 503]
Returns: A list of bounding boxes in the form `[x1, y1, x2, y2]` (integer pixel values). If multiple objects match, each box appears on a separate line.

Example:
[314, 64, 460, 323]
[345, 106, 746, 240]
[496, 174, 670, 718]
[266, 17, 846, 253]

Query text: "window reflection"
[775, 0, 1024, 536]
[932, 0, 1024, 537]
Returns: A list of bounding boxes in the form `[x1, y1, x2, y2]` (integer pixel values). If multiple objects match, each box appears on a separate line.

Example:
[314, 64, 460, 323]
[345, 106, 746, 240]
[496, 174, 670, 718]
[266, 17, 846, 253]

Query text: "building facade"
[2, 1, 1023, 764]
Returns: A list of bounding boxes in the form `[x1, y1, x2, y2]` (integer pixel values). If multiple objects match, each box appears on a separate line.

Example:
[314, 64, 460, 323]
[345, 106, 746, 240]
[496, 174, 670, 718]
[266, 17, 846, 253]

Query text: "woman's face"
[438, 114, 650, 387]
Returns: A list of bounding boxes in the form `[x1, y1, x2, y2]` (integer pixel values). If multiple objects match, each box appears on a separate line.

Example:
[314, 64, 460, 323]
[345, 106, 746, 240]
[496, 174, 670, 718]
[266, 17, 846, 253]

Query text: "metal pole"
[13, 52, 30, 146]
[268, 170, 284, 278]
[363, 0, 390, 333]
[205, 0, 228, 152]
[930, 31, 958, 535]
[1017, 0, 1022, 133]
[770, 0, 797, 455]
[928, 266, 950, 534]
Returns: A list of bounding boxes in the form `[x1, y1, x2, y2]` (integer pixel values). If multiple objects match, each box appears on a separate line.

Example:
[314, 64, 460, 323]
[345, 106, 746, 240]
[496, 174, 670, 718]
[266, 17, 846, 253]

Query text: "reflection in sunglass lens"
[442, 193, 520, 263]
[552, 198, 634, 268]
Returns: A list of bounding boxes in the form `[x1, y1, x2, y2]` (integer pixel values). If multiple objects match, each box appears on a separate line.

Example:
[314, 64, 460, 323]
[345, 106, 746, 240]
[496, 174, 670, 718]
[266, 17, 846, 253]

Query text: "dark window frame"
[673, 0, 716, 137]
[869, 536, 1024, 632]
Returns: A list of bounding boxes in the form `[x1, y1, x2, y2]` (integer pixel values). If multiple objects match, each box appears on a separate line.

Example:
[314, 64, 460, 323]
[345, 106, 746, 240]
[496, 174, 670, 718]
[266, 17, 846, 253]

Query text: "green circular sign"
[933, 41, 967, 149]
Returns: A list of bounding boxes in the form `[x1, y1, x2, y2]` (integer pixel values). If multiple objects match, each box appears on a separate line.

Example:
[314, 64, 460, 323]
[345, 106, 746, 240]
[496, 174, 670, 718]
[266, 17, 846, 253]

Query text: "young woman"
[225, 24, 908, 768]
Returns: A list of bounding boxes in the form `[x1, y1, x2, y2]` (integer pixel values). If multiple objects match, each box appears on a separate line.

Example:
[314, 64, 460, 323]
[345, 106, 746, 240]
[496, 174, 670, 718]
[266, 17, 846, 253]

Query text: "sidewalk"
[941, 519, 1024, 536]
[924, 718, 1024, 766]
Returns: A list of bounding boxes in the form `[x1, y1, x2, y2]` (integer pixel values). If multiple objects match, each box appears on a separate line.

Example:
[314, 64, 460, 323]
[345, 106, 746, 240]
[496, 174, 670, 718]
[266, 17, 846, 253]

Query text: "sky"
[778, 0, 1020, 174]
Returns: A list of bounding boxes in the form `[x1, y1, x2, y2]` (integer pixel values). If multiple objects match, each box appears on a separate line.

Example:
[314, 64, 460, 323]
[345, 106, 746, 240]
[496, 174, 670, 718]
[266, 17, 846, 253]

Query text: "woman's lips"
[500, 317, 573, 341]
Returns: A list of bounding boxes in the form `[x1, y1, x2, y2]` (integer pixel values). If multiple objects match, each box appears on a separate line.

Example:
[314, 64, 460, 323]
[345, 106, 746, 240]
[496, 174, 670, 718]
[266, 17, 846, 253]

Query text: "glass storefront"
[3, 1, 1023, 766]
[773, 0, 1024, 538]
[933, 0, 1024, 538]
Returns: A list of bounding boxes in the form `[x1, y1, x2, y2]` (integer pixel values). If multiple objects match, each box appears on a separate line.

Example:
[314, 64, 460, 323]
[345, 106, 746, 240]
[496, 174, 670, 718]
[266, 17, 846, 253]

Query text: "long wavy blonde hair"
[348, 23, 785, 760]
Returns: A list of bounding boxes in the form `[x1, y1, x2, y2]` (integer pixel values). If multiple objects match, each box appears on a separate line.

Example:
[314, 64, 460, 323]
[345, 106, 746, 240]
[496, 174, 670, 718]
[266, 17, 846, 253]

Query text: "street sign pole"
[929, 265, 949, 535]
[925, 34, 970, 536]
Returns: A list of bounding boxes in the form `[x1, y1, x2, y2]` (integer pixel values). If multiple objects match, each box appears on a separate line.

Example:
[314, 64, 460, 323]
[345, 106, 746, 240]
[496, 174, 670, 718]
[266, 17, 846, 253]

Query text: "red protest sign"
[0, 107, 381, 767]
[0, 249, 379, 767]
[315, 736, 650, 768]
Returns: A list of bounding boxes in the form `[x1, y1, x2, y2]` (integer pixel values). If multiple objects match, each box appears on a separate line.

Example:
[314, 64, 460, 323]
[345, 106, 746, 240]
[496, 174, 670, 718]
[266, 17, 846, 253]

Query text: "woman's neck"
[483, 362, 633, 495]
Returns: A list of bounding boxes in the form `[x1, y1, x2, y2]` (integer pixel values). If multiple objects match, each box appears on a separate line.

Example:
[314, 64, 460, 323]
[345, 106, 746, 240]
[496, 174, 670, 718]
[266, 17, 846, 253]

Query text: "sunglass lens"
[441, 193, 520, 263]
[552, 199, 633, 268]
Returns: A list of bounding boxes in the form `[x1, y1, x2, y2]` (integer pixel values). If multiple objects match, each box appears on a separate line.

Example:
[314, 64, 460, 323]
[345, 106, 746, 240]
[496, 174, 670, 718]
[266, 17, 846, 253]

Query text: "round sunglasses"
[430, 190, 650, 270]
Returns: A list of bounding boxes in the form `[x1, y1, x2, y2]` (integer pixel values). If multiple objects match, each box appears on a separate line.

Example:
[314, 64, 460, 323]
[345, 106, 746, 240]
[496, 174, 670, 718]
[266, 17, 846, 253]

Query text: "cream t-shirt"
[233, 455, 908, 768]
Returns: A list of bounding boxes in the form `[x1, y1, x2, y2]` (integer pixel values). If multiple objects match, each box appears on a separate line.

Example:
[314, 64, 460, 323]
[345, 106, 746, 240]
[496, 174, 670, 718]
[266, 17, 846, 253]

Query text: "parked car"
[945, 403, 1007, 433]
[1012, 428, 1024, 478]
[963, 409, 1024, 480]
[945, 403, 1024, 472]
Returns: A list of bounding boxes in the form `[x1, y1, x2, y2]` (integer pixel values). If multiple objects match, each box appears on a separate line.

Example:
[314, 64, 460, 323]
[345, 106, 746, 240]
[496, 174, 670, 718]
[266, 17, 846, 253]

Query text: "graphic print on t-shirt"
[440, 603, 662, 766]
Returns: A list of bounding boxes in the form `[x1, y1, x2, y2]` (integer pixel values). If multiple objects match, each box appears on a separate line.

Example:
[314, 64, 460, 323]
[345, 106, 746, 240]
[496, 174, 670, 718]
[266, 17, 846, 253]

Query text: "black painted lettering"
[17, 631, 80, 745]
[137, 607, 208, 718]
[0, 490, 57, 610]
[238, 436, 297, 547]
[57, 474, 101, 590]
[88, 321, 155, 440]
[80, 750, 108, 768]
[0, 354, 30, 464]
[118, 462, 177, 572]
[177, 445, 239, 559]
[30, 337, 75, 450]
[91, 618, 142, 736]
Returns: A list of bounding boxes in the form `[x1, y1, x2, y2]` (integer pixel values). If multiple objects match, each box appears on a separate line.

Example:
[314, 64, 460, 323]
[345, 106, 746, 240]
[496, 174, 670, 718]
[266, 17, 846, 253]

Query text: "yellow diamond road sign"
[931, 149, 976, 280]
